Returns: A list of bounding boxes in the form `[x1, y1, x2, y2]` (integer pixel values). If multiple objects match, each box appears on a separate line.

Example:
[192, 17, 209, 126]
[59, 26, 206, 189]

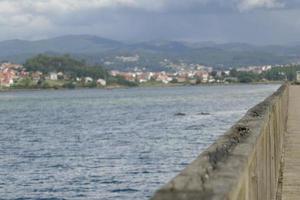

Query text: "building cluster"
[0, 61, 275, 88]
[0, 62, 27, 87]
[111, 65, 274, 84]
[50, 72, 107, 86]
[160, 59, 213, 72]
[0, 62, 107, 88]
[111, 70, 213, 84]
[236, 65, 272, 74]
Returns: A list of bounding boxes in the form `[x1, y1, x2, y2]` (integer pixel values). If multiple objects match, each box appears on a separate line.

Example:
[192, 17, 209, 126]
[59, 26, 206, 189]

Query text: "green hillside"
[23, 54, 137, 87]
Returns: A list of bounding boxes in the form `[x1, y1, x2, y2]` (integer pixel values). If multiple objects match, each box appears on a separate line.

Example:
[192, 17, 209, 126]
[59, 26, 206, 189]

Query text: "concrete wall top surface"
[151, 84, 289, 200]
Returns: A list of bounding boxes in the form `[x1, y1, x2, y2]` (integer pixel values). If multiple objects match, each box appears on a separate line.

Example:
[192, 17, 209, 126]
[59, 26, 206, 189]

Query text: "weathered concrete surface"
[282, 86, 300, 200]
[151, 84, 289, 200]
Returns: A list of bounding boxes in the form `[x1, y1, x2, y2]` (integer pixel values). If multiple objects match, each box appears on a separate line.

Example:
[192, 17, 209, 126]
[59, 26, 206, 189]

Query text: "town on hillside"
[0, 61, 108, 88]
[110, 65, 273, 85]
[0, 60, 296, 89]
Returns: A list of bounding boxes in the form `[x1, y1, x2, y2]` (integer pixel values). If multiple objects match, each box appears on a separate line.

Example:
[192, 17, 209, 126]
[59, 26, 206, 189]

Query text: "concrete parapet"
[151, 84, 289, 200]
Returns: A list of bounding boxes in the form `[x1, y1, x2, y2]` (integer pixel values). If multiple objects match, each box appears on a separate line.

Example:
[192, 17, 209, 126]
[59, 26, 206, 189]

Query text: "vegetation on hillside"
[263, 65, 300, 81]
[22, 54, 137, 88]
[0, 35, 294, 71]
[227, 66, 300, 83]
[25, 54, 109, 79]
[228, 69, 262, 83]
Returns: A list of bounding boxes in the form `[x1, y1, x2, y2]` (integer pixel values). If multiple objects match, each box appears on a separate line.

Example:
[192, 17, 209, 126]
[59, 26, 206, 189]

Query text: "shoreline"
[0, 81, 284, 93]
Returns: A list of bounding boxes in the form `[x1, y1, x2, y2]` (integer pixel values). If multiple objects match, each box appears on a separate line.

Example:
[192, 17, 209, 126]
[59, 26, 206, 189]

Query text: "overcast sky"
[0, 0, 299, 44]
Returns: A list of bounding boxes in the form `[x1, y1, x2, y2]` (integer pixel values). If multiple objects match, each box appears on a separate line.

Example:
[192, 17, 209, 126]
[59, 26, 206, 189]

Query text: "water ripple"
[0, 85, 279, 200]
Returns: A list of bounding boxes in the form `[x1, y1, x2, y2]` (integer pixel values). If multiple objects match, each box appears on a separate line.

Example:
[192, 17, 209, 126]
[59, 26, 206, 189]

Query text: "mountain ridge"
[0, 35, 299, 71]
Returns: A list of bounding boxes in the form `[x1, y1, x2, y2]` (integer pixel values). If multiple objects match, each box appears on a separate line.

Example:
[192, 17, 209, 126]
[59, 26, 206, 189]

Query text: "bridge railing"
[151, 84, 289, 200]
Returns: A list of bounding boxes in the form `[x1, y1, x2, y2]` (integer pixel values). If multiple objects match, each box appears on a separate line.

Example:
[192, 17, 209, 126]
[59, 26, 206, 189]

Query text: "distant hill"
[0, 35, 300, 71]
[0, 35, 123, 56]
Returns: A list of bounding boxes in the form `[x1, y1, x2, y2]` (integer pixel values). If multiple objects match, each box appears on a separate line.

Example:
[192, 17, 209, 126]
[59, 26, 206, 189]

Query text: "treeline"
[264, 65, 300, 81]
[229, 69, 262, 83]
[25, 54, 109, 79]
[228, 66, 300, 83]
[23, 54, 137, 87]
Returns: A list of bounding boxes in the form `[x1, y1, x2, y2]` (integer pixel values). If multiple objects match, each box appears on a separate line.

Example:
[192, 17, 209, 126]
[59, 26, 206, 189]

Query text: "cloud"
[0, 0, 287, 29]
[0, 0, 299, 44]
[237, 0, 284, 11]
[0, 0, 286, 15]
[0, 0, 167, 14]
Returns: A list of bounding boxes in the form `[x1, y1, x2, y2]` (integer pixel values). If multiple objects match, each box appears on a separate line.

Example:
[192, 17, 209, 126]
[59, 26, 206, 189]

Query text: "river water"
[0, 84, 279, 200]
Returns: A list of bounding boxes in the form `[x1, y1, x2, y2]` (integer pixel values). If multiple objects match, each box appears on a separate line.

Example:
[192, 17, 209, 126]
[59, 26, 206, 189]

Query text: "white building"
[202, 73, 209, 83]
[297, 71, 300, 83]
[97, 79, 107, 86]
[85, 77, 94, 83]
[224, 71, 230, 76]
[49, 72, 58, 80]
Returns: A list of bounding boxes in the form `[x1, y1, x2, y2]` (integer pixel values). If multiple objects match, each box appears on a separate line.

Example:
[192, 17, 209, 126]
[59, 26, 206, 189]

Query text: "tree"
[230, 69, 238, 77]
[14, 77, 35, 88]
[210, 71, 217, 77]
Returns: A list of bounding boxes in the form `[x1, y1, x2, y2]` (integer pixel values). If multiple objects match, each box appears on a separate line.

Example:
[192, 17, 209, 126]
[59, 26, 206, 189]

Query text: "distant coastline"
[0, 54, 295, 92]
[0, 81, 283, 93]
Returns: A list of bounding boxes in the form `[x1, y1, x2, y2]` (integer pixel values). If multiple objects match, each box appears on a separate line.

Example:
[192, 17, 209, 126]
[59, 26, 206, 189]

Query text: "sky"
[0, 0, 299, 44]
